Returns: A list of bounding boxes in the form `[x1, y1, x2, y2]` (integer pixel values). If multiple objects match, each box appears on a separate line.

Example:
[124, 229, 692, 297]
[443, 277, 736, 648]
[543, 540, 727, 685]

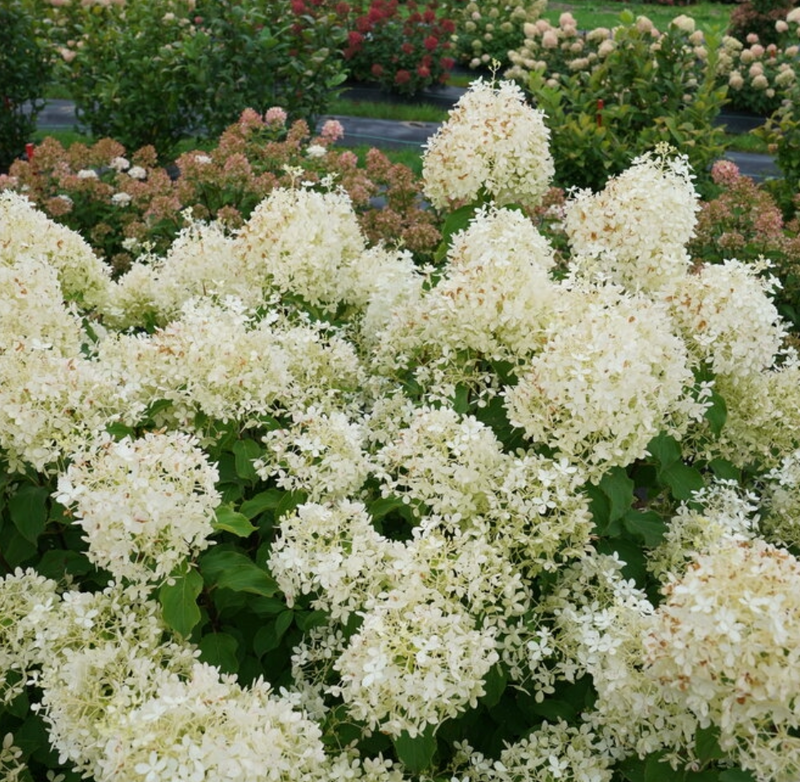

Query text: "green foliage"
[42, 0, 348, 157]
[0, 0, 51, 172]
[528, 18, 729, 195]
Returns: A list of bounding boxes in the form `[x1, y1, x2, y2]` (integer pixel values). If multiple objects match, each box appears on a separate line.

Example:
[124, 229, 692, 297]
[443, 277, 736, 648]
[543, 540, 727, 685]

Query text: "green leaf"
[622, 510, 667, 548]
[212, 505, 257, 538]
[643, 751, 675, 782]
[232, 438, 261, 483]
[704, 388, 728, 437]
[709, 458, 739, 482]
[253, 610, 294, 656]
[646, 432, 681, 470]
[660, 460, 705, 502]
[198, 632, 239, 675]
[36, 549, 94, 580]
[434, 203, 480, 262]
[695, 725, 726, 765]
[719, 770, 757, 782]
[393, 726, 437, 774]
[479, 664, 508, 708]
[8, 484, 49, 544]
[596, 467, 635, 523]
[369, 495, 409, 521]
[159, 568, 203, 637]
[200, 549, 278, 596]
[276, 490, 306, 521]
[239, 489, 284, 519]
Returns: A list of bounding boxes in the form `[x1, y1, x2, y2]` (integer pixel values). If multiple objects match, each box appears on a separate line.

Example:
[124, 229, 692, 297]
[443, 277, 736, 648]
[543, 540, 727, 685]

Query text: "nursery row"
[4, 0, 800, 168]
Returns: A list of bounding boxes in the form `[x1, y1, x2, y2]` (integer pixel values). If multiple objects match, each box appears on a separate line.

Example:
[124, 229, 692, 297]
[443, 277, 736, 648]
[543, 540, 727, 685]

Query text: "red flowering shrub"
[338, 0, 457, 96]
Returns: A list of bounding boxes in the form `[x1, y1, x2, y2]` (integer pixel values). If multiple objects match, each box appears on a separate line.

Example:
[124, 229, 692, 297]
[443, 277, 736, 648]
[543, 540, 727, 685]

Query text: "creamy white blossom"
[423, 79, 554, 210]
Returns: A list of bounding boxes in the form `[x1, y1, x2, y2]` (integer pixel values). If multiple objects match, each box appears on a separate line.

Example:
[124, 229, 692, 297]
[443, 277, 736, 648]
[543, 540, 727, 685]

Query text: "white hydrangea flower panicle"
[564, 146, 698, 291]
[55, 431, 221, 584]
[104, 220, 249, 329]
[702, 359, 800, 469]
[490, 720, 615, 782]
[663, 258, 788, 379]
[539, 552, 695, 762]
[760, 449, 800, 549]
[422, 78, 554, 210]
[417, 206, 559, 362]
[375, 405, 508, 519]
[0, 190, 111, 310]
[649, 479, 760, 582]
[256, 408, 372, 502]
[0, 349, 138, 473]
[268, 500, 404, 622]
[0, 569, 60, 705]
[234, 186, 367, 312]
[504, 285, 704, 478]
[0, 255, 85, 358]
[331, 583, 499, 738]
[644, 539, 800, 782]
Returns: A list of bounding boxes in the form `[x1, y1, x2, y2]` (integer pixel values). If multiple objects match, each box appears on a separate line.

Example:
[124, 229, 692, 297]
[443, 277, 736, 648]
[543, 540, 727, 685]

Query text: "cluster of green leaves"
[38, 0, 347, 158]
[0, 0, 51, 172]
[528, 15, 729, 195]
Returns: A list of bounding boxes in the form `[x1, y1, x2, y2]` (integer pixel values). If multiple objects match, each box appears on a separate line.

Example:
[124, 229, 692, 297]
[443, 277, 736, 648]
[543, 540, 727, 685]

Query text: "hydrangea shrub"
[3, 79, 800, 782]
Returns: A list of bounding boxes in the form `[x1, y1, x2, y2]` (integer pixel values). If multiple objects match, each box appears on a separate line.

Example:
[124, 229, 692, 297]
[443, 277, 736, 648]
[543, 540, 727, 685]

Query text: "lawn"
[540, 0, 734, 34]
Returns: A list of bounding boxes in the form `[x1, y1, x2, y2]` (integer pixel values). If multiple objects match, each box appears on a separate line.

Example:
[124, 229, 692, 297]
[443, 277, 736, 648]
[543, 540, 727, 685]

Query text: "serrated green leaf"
[198, 632, 239, 674]
[8, 484, 49, 544]
[200, 549, 278, 596]
[479, 663, 508, 708]
[393, 726, 437, 774]
[159, 568, 203, 637]
[239, 489, 284, 519]
[597, 467, 635, 523]
[646, 432, 682, 469]
[232, 438, 261, 483]
[622, 510, 667, 548]
[660, 460, 705, 502]
[704, 389, 728, 437]
[212, 505, 257, 538]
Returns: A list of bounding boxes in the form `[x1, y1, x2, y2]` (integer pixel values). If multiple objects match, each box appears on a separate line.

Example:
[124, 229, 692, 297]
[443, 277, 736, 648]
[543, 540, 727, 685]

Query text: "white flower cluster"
[0, 191, 111, 309]
[645, 539, 800, 782]
[55, 431, 221, 583]
[664, 258, 787, 378]
[504, 285, 704, 477]
[423, 79, 554, 209]
[760, 449, 800, 549]
[0, 734, 25, 782]
[332, 583, 499, 738]
[565, 148, 698, 291]
[234, 186, 367, 311]
[649, 480, 760, 581]
[257, 408, 372, 502]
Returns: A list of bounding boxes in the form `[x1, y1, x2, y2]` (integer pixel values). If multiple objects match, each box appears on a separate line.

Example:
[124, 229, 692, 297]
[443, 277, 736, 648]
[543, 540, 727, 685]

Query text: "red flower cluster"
[337, 0, 456, 96]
